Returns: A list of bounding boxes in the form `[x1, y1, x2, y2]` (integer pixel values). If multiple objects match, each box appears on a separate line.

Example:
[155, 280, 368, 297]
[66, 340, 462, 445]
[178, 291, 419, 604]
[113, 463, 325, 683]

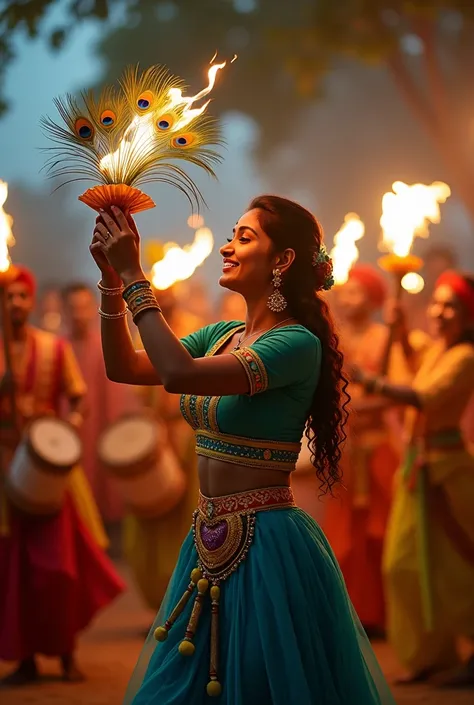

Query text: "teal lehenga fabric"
[124, 507, 396, 705]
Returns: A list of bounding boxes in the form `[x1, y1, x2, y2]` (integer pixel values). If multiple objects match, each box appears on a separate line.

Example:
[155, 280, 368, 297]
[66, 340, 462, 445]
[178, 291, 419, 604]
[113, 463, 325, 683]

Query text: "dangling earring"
[267, 269, 287, 312]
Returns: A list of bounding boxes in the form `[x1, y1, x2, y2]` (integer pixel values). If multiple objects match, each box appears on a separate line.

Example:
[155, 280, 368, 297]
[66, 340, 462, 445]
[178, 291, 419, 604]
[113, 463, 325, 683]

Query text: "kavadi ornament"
[41, 58, 235, 214]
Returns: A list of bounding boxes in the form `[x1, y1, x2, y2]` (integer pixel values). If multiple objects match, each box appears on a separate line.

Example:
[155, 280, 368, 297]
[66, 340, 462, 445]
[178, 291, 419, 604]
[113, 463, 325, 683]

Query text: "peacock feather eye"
[171, 133, 196, 148]
[74, 117, 94, 140]
[156, 113, 175, 131]
[100, 109, 116, 127]
[137, 90, 154, 110]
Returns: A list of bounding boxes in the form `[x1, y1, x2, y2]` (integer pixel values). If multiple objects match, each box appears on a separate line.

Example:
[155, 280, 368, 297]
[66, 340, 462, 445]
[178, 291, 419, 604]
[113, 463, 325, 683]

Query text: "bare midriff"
[197, 455, 291, 497]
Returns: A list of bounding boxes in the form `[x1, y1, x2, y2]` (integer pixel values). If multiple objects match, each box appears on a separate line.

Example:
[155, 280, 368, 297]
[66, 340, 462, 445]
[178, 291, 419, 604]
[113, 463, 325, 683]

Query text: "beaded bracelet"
[98, 307, 128, 319]
[122, 279, 162, 323]
[125, 288, 157, 309]
[131, 300, 162, 324]
[128, 292, 161, 320]
[97, 280, 124, 296]
[122, 279, 151, 304]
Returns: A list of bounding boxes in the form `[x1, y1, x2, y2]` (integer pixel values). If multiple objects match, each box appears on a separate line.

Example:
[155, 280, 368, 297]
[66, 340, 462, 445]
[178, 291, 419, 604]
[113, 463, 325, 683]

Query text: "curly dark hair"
[248, 195, 350, 494]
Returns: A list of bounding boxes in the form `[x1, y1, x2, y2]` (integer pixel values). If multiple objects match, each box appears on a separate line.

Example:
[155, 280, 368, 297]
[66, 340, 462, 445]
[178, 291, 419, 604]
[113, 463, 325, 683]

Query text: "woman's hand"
[90, 214, 122, 287]
[93, 206, 145, 285]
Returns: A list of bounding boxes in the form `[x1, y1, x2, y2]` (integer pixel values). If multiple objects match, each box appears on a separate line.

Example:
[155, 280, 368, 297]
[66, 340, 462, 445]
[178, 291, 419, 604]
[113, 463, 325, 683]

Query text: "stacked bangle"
[122, 279, 161, 323]
[98, 307, 128, 319]
[97, 280, 124, 296]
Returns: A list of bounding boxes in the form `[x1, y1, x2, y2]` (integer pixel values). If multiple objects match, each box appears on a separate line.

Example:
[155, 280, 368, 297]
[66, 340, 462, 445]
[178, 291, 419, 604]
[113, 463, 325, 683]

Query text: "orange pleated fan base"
[78, 184, 156, 214]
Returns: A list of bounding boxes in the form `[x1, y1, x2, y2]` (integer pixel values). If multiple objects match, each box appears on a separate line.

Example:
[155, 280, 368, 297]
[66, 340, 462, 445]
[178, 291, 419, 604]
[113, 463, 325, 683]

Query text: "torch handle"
[379, 274, 403, 377]
[0, 286, 19, 433]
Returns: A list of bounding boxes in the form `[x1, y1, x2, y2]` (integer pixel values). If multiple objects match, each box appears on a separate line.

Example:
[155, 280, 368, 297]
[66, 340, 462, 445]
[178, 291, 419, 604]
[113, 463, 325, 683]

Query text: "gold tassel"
[178, 578, 209, 656]
[154, 567, 202, 642]
[207, 585, 222, 697]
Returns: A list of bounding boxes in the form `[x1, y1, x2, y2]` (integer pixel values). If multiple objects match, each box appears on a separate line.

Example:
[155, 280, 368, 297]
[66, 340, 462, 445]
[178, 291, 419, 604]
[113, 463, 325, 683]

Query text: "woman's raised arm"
[90, 220, 161, 386]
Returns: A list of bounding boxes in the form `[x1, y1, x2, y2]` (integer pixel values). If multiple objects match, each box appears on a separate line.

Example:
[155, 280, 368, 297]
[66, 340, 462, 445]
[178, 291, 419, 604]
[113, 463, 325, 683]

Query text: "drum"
[98, 414, 186, 518]
[7, 416, 82, 515]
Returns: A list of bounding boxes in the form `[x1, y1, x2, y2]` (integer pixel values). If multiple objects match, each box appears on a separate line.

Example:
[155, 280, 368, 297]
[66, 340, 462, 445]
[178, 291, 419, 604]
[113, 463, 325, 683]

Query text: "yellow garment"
[125, 310, 202, 610]
[383, 341, 474, 673]
[69, 465, 109, 549]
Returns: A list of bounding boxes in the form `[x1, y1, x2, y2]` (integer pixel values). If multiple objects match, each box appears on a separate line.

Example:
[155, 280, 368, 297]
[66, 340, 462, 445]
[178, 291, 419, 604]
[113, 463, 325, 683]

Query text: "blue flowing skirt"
[124, 507, 396, 704]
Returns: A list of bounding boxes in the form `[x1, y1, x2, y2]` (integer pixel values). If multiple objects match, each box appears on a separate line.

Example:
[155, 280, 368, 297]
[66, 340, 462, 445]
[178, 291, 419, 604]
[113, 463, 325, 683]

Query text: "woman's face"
[219, 209, 276, 295]
[428, 284, 466, 343]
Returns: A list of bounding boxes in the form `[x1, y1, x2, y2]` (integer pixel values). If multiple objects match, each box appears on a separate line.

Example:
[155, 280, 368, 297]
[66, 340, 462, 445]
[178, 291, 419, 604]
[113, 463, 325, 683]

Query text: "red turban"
[10, 265, 37, 297]
[436, 270, 474, 322]
[348, 264, 388, 309]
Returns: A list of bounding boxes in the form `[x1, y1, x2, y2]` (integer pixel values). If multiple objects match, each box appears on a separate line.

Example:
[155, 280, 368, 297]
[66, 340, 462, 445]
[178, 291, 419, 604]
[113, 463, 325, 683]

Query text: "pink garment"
[0, 494, 125, 660]
[67, 328, 139, 522]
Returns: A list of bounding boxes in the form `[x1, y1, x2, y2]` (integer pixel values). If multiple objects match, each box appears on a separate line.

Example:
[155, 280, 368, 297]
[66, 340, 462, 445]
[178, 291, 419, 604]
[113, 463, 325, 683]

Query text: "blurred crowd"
[1, 238, 474, 689]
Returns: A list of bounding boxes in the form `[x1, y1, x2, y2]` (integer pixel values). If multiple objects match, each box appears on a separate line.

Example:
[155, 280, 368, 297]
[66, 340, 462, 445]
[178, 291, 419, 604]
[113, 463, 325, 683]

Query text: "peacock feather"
[41, 62, 227, 213]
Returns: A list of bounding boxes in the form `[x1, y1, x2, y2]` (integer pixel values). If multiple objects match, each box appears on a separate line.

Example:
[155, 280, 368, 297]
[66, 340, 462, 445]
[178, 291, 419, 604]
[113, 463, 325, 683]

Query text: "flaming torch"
[0, 180, 19, 441]
[151, 222, 214, 291]
[378, 180, 451, 372]
[330, 213, 365, 286]
[0, 181, 15, 285]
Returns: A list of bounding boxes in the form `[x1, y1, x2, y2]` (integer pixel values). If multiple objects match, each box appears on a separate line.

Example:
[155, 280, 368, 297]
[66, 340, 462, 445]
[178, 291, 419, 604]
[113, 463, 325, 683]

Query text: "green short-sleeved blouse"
[180, 321, 321, 472]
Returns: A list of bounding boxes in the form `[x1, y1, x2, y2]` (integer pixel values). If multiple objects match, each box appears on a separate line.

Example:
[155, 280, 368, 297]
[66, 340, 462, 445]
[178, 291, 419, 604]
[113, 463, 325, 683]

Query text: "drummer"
[0, 265, 125, 686]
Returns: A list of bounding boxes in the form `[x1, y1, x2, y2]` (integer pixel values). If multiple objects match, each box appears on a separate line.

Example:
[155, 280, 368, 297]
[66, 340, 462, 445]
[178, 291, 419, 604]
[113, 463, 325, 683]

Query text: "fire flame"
[167, 61, 226, 131]
[0, 180, 14, 274]
[329, 213, 365, 285]
[100, 59, 230, 177]
[151, 226, 214, 290]
[380, 181, 451, 258]
[401, 272, 425, 294]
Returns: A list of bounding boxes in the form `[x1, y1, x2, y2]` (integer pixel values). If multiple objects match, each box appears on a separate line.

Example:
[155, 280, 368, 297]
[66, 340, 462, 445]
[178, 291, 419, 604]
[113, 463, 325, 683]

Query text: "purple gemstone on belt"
[200, 520, 228, 550]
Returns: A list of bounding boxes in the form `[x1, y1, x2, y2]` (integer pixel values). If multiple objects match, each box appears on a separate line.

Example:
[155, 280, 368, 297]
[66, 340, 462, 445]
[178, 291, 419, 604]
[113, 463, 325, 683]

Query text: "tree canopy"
[3, 1, 474, 216]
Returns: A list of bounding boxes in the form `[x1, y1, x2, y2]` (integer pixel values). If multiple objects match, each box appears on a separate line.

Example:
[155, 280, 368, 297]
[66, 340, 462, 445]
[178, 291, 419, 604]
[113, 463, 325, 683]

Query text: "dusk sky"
[2, 2, 473, 294]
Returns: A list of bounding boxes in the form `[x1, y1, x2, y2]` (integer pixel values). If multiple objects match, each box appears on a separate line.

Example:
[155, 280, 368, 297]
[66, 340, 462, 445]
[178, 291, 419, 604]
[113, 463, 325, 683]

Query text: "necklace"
[232, 317, 295, 351]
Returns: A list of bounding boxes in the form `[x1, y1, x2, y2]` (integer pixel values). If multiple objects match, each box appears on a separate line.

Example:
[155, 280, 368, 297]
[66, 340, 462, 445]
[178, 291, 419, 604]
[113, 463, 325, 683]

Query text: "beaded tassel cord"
[154, 568, 202, 642]
[207, 585, 221, 696]
[154, 570, 222, 698]
[178, 578, 209, 656]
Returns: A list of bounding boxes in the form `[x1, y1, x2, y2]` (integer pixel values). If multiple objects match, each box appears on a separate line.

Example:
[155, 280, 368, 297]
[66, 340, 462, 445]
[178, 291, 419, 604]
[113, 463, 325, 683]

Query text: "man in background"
[62, 283, 137, 537]
[0, 267, 123, 685]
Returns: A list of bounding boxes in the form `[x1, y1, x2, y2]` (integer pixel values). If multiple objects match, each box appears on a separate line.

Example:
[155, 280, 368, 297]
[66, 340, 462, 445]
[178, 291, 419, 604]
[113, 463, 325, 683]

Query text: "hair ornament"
[312, 244, 334, 291]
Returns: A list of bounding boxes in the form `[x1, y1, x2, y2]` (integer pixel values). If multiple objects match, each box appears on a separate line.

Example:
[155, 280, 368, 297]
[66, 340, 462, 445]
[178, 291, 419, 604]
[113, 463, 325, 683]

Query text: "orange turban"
[10, 265, 37, 297]
[348, 264, 388, 309]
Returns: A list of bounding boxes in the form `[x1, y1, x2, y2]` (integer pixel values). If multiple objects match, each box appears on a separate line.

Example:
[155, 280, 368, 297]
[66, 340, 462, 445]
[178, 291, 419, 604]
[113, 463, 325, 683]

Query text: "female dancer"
[91, 195, 395, 704]
[353, 270, 474, 687]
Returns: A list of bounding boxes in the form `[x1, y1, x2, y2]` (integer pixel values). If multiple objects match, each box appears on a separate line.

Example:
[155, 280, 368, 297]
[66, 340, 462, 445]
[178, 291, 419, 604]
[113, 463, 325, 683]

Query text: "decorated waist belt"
[153, 486, 295, 697]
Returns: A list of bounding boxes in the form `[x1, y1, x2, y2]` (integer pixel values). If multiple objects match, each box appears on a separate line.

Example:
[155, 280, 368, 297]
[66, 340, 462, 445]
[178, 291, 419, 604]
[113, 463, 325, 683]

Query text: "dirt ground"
[0, 563, 472, 705]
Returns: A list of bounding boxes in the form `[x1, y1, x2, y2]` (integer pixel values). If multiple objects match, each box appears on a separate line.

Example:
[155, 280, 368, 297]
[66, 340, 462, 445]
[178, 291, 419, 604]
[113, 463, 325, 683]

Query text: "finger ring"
[104, 231, 111, 239]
